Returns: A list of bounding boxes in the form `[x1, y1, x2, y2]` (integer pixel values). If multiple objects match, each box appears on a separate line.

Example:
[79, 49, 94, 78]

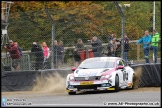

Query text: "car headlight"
[101, 75, 112, 79]
[69, 76, 74, 80]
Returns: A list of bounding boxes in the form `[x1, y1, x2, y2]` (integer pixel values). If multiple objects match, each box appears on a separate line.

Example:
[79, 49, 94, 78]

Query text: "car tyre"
[115, 75, 119, 92]
[68, 92, 76, 95]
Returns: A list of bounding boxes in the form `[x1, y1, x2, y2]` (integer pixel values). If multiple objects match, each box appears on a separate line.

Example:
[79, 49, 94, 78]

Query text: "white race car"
[66, 57, 136, 95]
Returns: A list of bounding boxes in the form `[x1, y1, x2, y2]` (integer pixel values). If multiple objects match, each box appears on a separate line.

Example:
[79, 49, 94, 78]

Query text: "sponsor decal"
[66, 90, 71, 92]
[78, 71, 98, 77]
[85, 76, 89, 80]
[108, 88, 115, 90]
[80, 81, 94, 85]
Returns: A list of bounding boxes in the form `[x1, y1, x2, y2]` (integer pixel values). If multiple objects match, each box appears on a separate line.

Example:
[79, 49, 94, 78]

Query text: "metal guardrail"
[1, 54, 31, 71]
[2, 39, 160, 54]
[4, 40, 138, 54]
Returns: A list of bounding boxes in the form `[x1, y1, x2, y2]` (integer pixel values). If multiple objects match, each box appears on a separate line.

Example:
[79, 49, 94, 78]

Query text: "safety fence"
[1, 41, 161, 71]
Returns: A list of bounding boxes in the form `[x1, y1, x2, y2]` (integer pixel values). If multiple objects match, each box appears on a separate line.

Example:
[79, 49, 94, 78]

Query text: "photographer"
[107, 38, 117, 57]
[89, 36, 102, 57]
[4, 40, 21, 71]
[73, 39, 85, 67]
[31, 42, 44, 70]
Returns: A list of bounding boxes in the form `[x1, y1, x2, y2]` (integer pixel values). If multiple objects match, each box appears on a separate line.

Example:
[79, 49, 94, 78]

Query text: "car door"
[122, 59, 133, 83]
[117, 59, 128, 86]
[121, 60, 129, 85]
[116, 59, 125, 86]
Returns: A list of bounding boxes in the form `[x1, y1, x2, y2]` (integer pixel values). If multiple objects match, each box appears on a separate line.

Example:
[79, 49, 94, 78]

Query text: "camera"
[87, 40, 91, 42]
[4, 43, 9, 47]
[116, 39, 121, 42]
[33, 44, 38, 47]
[116, 39, 120, 42]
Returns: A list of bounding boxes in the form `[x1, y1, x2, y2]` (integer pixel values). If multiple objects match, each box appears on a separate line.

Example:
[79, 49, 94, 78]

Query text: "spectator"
[42, 42, 50, 69]
[90, 36, 102, 57]
[136, 30, 152, 64]
[74, 39, 85, 67]
[4, 40, 21, 71]
[120, 34, 130, 62]
[14, 42, 23, 57]
[148, 29, 160, 63]
[109, 33, 115, 42]
[31, 42, 44, 70]
[58, 41, 65, 68]
[115, 39, 122, 57]
[107, 38, 117, 57]
[53, 40, 60, 68]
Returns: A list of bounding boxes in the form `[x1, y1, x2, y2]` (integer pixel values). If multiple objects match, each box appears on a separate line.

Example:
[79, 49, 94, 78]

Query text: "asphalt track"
[2, 87, 161, 107]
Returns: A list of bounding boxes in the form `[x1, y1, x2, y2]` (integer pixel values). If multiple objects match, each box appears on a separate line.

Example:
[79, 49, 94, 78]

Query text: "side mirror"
[118, 65, 124, 69]
[71, 67, 76, 71]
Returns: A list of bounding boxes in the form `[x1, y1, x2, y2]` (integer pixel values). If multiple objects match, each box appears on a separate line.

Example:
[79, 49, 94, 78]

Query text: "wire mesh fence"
[1, 1, 161, 71]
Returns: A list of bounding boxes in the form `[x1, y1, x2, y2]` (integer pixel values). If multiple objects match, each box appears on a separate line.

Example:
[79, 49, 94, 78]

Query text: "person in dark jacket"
[123, 34, 130, 62]
[53, 40, 60, 68]
[114, 34, 130, 59]
[4, 40, 21, 71]
[31, 42, 44, 70]
[90, 36, 102, 57]
[57, 41, 65, 68]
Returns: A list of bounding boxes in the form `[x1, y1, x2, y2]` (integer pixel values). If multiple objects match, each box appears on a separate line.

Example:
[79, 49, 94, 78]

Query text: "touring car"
[66, 57, 136, 95]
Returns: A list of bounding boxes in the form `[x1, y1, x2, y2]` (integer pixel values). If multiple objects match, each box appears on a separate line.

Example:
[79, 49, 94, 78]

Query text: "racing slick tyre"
[68, 92, 76, 95]
[115, 75, 119, 92]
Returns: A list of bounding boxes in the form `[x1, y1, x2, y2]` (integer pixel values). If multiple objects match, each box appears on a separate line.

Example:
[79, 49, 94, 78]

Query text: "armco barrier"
[1, 64, 161, 92]
[1, 69, 72, 92]
[2, 71, 39, 91]
[131, 63, 161, 87]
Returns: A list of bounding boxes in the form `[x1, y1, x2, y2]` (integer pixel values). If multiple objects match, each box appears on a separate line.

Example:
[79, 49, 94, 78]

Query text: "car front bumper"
[66, 79, 115, 92]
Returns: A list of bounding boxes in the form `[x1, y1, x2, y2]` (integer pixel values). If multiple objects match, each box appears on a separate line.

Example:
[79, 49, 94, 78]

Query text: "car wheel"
[68, 92, 76, 95]
[115, 75, 119, 92]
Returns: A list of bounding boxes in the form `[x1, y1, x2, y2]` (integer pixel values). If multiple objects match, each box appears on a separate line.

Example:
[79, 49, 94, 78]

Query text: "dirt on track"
[30, 72, 67, 94]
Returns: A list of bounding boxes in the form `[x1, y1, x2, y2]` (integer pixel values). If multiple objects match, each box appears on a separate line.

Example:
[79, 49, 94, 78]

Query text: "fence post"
[114, 1, 125, 59]
[85, 46, 88, 59]
[44, 6, 55, 69]
[137, 44, 140, 60]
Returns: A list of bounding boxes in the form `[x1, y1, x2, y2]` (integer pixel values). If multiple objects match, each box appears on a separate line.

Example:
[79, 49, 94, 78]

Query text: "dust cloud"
[133, 66, 142, 89]
[31, 72, 67, 94]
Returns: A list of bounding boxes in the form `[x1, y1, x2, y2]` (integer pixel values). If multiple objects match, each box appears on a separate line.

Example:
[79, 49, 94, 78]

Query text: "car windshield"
[78, 61, 114, 69]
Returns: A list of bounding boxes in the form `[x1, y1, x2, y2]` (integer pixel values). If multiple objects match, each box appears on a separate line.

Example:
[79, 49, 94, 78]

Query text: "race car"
[66, 57, 136, 95]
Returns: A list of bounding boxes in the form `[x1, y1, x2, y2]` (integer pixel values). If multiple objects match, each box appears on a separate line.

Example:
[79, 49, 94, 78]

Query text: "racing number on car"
[123, 71, 128, 81]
